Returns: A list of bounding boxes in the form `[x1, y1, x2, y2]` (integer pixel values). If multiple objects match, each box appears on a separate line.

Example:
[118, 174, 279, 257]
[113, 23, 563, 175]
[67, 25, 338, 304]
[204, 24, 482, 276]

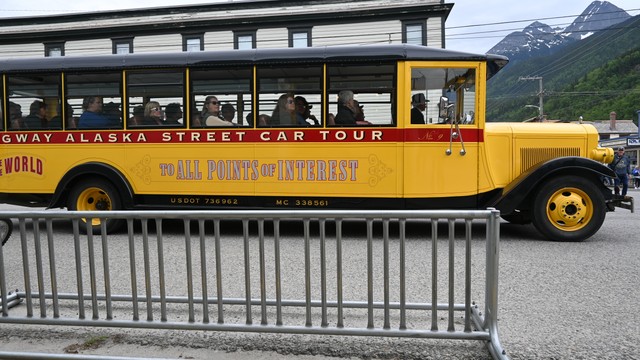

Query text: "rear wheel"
[68, 178, 124, 233]
[0, 218, 12, 246]
[531, 175, 606, 242]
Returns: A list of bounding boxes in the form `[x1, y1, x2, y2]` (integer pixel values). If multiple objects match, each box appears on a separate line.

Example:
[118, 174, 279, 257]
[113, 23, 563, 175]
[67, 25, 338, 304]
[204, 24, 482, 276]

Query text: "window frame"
[190, 67, 253, 128]
[7, 72, 62, 131]
[326, 62, 397, 127]
[288, 28, 312, 48]
[65, 71, 124, 130]
[44, 42, 65, 57]
[256, 65, 324, 128]
[234, 31, 257, 50]
[112, 37, 134, 54]
[182, 34, 205, 52]
[1, 79, 4, 131]
[407, 63, 480, 127]
[125, 69, 187, 129]
[402, 21, 427, 46]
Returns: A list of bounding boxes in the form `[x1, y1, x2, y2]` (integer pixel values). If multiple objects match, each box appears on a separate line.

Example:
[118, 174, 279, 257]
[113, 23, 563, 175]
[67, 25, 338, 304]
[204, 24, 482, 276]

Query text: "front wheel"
[531, 175, 606, 242]
[68, 178, 124, 234]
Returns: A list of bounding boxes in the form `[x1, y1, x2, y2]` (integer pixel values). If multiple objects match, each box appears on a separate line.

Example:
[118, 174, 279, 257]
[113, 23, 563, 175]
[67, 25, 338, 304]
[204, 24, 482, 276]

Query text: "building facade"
[594, 112, 640, 167]
[0, 0, 452, 58]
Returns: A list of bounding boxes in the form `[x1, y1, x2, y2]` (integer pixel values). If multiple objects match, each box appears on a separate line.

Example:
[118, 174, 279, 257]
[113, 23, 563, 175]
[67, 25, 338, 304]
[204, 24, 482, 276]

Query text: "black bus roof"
[0, 44, 509, 79]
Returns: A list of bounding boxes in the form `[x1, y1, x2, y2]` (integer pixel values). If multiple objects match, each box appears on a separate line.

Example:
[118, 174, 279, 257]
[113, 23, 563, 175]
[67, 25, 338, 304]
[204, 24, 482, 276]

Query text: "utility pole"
[519, 76, 544, 121]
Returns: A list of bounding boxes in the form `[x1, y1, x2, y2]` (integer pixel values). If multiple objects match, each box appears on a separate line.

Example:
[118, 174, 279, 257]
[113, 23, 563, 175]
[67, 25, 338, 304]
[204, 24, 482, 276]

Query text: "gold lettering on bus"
[176, 160, 202, 180]
[158, 159, 359, 183]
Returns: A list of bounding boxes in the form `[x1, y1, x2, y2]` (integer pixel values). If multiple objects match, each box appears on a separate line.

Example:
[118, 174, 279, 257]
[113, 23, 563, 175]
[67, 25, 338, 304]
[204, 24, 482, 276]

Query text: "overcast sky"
[0, 0, 638, 54]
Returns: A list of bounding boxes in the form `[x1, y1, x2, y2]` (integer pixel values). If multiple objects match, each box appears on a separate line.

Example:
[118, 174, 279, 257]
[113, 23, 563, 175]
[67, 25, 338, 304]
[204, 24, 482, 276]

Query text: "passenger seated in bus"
[142, 101, 164, 126]
[8, 102, 24, 130]
[189, 100, 203, 127]
[191, 112, 203, 128]
[334, 90, 357, 125]
[202, 96, 233, 127]
[49, 102, 72, 129]
[334, 91, 371, 126]
[128, 105, 145, 126]
[164, 103, 183, 125]
[258, 114, 271, 126]
[327, 113, 335, 126]
[270, 92, 296, 126]
[410, 93, 427, 124]
[103, 102, 122, 125]
[23, 100, 47, 129]
[221, 103, 236, 123]
[78, 96, 118, 128]
[294, 96, 319, 126]
[245, 112, 254, 127]
[355, 100, 372, 125]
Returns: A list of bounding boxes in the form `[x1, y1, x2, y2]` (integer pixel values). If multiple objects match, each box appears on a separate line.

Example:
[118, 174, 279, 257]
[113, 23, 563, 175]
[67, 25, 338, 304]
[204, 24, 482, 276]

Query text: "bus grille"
[520, 147, 581, 173]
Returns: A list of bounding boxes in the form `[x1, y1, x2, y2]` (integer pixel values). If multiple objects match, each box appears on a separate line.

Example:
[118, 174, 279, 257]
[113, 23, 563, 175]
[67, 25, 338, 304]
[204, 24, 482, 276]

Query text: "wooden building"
[0, 0, 452, 58]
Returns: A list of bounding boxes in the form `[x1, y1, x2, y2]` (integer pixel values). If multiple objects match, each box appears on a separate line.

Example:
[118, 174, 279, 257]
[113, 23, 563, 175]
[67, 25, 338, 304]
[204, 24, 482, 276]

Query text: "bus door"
[402, 62, 483, 208]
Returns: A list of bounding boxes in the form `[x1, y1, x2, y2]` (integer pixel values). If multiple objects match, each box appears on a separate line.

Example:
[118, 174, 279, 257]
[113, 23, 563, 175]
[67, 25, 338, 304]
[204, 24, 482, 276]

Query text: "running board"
[608, 195, 634, 213]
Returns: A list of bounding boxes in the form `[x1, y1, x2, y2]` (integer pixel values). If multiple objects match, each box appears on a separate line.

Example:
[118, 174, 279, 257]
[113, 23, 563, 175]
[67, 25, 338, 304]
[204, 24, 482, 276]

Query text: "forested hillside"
[548, 50, 640, 121]
[486, 15, 640, 123]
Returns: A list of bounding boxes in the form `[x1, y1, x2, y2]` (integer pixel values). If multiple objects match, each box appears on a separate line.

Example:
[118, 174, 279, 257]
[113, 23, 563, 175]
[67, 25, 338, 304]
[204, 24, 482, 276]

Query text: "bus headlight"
[591, 147, 614, 164]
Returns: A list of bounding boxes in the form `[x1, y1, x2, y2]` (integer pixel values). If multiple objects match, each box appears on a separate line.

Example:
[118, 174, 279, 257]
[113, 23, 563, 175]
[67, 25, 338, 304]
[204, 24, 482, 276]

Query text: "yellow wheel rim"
[76, 187, 112, 226]
[545, 187, 593, 232]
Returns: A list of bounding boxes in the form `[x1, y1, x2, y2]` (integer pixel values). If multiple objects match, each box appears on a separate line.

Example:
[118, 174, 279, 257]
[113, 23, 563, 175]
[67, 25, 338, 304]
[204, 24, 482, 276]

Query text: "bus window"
[0, 83, 3, 131]
[7, 73, 61, 130]
[410, 67, 477, 125]
[257, 65, 322, 127]
[327, 63, 396, 126]
[127, 70, 185, 128]
[191, 67, 252, 128]
[66, 72, 123, 130]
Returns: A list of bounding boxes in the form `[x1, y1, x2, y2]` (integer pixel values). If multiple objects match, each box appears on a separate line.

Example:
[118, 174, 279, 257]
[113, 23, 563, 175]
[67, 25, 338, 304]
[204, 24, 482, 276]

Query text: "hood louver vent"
[520, 147, 580, 173]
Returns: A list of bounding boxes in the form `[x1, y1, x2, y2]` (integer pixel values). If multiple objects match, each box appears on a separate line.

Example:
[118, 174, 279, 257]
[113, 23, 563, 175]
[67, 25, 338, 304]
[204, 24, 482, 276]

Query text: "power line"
[446, 7, 640, 30]
[484, 14, 640, 111]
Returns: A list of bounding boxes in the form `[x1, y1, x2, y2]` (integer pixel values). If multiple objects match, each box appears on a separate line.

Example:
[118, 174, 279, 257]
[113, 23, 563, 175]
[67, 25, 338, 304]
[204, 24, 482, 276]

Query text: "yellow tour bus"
[0, 44, 632, 241]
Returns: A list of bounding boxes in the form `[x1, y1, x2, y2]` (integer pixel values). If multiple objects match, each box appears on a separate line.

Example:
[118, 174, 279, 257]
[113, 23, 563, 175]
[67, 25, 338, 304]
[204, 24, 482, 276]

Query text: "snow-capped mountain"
[563, 0, 631, 40]
[487, 1, 630, 62]
[487, 21, 575, 61]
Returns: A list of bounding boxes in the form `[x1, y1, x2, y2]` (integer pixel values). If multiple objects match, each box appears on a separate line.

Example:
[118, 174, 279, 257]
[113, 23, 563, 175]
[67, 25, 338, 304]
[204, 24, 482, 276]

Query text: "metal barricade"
[0, 209, 507, 360]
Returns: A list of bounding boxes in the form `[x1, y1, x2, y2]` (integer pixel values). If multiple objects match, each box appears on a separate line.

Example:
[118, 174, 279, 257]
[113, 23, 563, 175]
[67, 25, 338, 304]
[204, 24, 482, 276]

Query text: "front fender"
[491, 156, 614, 214]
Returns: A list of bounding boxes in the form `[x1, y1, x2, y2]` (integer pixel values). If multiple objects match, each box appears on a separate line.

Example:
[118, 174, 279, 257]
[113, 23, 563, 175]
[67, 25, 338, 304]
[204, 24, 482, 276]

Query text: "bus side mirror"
[439, 96, 454, 122]
[438, 96, 449, 119]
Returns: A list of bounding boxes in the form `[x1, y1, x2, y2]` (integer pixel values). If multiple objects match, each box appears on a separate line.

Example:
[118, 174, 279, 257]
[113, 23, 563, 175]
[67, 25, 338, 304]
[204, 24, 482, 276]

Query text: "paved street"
[0, 191, 639, 359]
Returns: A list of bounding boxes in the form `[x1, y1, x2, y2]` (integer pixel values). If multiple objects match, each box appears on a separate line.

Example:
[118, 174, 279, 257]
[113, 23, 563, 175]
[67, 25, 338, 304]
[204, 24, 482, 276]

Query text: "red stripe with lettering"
[0, 128, 484, 144]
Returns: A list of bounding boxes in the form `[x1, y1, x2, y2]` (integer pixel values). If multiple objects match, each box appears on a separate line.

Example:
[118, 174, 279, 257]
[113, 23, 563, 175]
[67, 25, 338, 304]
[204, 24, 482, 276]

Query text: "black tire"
[531, 175, 606, 242]
[0, 218, 12, 246]
[67, 178, 124, 234]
